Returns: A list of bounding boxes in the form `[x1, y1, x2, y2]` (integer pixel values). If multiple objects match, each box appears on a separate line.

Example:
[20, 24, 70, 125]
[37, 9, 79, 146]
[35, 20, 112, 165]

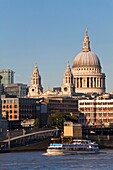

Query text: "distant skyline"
[0, 0, 113, 92]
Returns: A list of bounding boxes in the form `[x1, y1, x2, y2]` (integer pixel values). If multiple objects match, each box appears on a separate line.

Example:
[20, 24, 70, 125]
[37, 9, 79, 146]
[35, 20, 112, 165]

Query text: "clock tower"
[62, 62, 75, 96]
[28, 65, 43, 98]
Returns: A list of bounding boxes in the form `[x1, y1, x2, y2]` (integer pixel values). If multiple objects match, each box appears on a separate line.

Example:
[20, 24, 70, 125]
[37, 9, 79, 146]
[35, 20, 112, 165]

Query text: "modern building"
[1, 95, 40, 128]
[0, 84, 4, 95]
[0, 69, 15, 87]
[64, 122, 82, 138]
[78, 94, 113, 127]
[0, 99, 2, 120]
[72, 28, 106, 94]
[43, 96, 85, 125]
[28, 65, 43, 98]
[4, 83, 28, 97]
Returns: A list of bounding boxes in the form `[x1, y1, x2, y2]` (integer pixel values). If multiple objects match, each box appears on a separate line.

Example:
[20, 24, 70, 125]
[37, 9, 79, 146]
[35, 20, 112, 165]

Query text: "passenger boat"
[46, 139, 99, 155]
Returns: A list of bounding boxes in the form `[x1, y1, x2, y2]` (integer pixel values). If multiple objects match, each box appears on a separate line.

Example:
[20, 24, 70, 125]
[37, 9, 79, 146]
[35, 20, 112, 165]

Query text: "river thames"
[0, 150, 113, 170]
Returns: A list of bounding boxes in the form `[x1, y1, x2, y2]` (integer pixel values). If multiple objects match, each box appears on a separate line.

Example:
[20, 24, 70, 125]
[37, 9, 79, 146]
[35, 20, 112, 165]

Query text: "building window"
[3, 105, 5, 108]
[10, 100, 12, 103]
[14, 100, 18, 104]
[14, 115, 17, 119]
[14, 105, 17, 108]
[3, 100, 6, 104]
[14, 110, 17, 114]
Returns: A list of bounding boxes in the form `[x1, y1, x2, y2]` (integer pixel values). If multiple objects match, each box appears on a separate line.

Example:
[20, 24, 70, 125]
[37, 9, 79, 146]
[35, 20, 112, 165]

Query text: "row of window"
[80, 102, 113, 105]
[75, 67, 99, 71]
[80, 108, 113, 111]
[2, 105, 18, 108]
[9, 115, 18, 119]
[2, 100, 18, 104]
[2, 105, 36, 109]
[86, 113, 113, 117]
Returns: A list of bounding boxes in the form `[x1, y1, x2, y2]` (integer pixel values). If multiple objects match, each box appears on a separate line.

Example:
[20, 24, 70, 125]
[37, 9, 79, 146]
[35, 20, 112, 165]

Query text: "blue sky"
[0, 0, 113, 92]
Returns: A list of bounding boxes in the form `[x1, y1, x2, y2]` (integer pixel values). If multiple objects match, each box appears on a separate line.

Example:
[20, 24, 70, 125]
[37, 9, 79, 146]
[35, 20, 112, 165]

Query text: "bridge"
[2, 128, 59, 151]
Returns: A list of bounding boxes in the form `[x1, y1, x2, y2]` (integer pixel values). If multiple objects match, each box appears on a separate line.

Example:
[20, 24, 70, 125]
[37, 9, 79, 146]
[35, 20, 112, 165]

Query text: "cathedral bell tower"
[62, 62, 75, 96]
[28, 65, 43, 98]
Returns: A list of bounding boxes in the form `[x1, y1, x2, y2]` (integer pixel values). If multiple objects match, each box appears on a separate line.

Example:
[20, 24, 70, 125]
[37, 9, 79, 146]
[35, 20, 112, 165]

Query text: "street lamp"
[7, 130, 10, 150]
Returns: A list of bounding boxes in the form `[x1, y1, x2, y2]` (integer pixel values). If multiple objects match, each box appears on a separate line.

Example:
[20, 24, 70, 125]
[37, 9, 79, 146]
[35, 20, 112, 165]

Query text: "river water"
[0, 150, 113, 170]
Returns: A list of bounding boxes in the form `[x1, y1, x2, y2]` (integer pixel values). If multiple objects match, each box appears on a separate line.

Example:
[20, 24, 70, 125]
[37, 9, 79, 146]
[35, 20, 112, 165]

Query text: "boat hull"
[47, 149, 99, 156]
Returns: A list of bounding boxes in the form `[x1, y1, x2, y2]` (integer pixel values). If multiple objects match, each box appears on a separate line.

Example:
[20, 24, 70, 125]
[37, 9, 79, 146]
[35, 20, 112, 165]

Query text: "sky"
[0, 0, 113, 92]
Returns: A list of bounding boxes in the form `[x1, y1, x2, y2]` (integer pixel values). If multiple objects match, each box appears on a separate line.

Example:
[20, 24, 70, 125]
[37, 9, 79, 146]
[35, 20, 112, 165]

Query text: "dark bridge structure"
[3, 129, 59, 151]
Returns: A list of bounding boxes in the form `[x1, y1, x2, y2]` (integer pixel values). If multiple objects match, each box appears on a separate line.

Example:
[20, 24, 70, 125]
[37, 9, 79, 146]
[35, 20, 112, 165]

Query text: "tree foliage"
[47, 112, 65, 129]
[47, 112, 78, 129]
[33, 118, 40, 128]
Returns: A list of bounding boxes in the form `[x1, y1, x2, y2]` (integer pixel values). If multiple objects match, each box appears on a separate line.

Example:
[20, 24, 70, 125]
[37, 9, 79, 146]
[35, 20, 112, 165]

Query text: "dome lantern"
[82, 27, 91, 52]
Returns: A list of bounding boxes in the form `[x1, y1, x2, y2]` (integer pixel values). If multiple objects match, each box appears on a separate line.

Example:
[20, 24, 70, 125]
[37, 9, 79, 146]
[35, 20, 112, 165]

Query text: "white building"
[78, 94, 113, 127]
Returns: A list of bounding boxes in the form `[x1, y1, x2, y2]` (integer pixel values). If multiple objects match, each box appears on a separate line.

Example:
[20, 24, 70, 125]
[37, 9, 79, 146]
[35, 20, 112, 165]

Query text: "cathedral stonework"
[28, 65, 43, 98]
[62, 62, 75, 96]
[72, 28, 106, 94]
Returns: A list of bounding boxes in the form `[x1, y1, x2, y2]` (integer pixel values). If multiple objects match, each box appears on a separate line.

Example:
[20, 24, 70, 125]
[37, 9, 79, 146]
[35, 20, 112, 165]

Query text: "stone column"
[89, 77, 91, 87]
[96, 78, 98, 87]
[99, 78, 101, 88]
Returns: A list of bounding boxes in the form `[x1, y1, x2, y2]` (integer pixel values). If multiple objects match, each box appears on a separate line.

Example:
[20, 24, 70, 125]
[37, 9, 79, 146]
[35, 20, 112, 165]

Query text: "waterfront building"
[0, 97, 8, 131]
[28, 65, 43, 98]
[0, 83, 4, 95]
[0, 99, 2, 119]
[43, 96, 85, 125]
[4, 83, 28, 97]
[72, 28, 106, 94]
[64, 122, 82, 138]
[78, 94, 113, 127]
[1, 95, 40, 128]
[0, 70, 15, 87]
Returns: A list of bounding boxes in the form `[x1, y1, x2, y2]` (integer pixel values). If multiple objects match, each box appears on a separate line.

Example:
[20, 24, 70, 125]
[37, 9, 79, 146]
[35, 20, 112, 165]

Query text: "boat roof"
[50, 143, 62, 147]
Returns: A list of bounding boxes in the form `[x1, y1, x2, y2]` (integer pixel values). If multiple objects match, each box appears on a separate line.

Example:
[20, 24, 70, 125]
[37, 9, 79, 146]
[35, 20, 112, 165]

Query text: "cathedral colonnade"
[74, 76, 105, 89]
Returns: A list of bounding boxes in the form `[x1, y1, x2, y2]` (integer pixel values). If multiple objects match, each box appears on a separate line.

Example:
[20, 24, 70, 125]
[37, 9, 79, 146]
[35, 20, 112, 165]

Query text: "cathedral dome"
[72, 28, 106, 94]
[72, 51, 101, 68]
[72, 28, 101, 69]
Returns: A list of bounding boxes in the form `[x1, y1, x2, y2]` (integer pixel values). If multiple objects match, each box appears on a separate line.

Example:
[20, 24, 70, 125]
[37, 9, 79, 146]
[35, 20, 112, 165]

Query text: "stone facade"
[28, 65, 43, 98]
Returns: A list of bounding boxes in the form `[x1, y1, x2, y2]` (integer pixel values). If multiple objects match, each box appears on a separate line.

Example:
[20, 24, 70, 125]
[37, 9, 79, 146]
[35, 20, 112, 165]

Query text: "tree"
[33, 118, 40, 128]
[47, 112, 78, 129]
[47, 112, 65, 129]
[66, 114, 78, 123]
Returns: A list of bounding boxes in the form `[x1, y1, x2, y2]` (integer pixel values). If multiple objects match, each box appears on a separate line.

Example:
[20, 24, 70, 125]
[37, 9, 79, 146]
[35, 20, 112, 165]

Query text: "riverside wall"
[83, 127, 113, 148]
[10, 138, 50, 152]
